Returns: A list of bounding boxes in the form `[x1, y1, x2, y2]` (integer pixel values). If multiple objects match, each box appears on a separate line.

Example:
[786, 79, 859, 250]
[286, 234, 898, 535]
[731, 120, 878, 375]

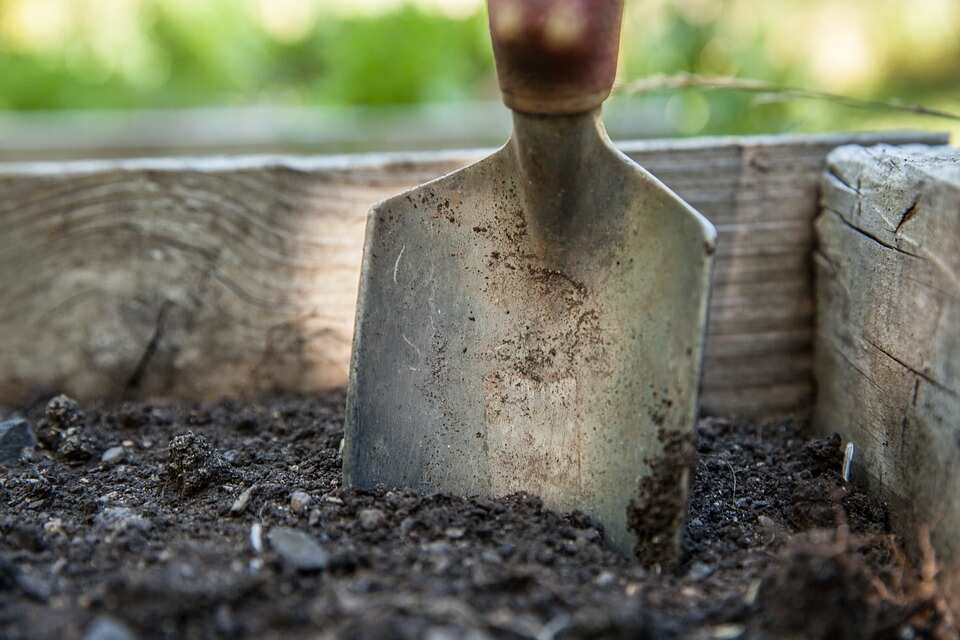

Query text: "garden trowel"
[344, 0, 716, 558]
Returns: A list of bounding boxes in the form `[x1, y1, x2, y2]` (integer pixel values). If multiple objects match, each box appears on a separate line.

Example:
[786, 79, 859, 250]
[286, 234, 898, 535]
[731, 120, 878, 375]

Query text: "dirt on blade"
[0, 392, 954, 639]
[627, 428, 694, 568]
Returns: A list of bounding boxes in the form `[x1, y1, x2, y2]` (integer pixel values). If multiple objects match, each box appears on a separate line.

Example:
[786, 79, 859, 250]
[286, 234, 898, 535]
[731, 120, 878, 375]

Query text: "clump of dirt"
[163, 431, 233, 496]
[35, 394, 99, 464]
[0, 392, 954, 639]
[753, 537, 912, 640]
[628, 428, 694, 567]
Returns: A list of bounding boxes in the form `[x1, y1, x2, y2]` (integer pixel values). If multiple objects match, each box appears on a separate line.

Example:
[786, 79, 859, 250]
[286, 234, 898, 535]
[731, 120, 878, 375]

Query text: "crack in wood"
[830, 342, 884, 393]
[825, 164, 859, 194]
[863, 335, 959, 399]
[894, 194, 922, 235]
[125, 301, 173, 393]
[825, 208, 923, 260]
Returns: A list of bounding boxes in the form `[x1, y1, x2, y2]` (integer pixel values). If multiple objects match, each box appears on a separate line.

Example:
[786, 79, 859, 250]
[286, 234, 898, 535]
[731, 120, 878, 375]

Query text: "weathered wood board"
[0, 132, 946, 417]
[814, 144, 960, 572]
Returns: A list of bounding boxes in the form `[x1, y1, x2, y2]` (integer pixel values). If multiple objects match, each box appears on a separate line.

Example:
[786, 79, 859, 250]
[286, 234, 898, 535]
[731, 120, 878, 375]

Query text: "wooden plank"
[703, 352, 813, 389]
[0, 132, 947, 419]
[813, 145, 960, 580]
[701, 382, 814, 419]
[704, 328, 812, 359]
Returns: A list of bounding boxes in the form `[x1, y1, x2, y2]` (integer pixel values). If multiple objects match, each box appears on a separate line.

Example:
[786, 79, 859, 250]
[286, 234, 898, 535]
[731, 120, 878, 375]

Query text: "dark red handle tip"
[488, 0, 624, 115]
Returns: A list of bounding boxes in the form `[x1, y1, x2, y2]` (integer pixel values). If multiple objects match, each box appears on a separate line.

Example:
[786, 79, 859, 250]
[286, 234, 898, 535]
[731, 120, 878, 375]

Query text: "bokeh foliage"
[0, 0, 957, 137]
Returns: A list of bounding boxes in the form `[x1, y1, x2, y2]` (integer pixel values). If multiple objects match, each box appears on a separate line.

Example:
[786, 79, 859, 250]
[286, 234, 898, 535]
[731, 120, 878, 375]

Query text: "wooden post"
[814, 144, 960, 579]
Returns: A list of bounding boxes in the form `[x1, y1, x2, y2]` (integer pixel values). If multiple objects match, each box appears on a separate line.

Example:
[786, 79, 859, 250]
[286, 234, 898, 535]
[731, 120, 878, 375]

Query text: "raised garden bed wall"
[0, 132, 947, 420]
[814, 144, 960, 603]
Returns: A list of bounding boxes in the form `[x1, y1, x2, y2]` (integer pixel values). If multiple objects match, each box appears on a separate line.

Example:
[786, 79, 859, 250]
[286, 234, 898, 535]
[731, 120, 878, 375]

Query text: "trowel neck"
[508, 109, 609, 223]
[510, 108, 607, 163]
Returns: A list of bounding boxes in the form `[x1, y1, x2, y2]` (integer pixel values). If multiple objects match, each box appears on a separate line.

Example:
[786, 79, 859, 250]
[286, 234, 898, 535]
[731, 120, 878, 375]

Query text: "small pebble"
[94, 507, 152, 533]
[0, 417, 36, 465]
[688, 561, 716, 581]
[231, 485, 256, 514]
[423, 541, 451, 555]
[268, 527, 329, 572]
[400, 517, 422, 537]
[290, 491, 312, 515]
[44, 518, 64, 536]
[481, 550, 501, 564]
[594, 570, 617, 587]
[215, 604, 238, 635]
[358, 508, 386, 531]
[101, 446, 126, 465]
[250, 522, 264, 554]
[17, 571, 52, 602]
[84, 616, 137, 640]
[711, 624, 746, 639]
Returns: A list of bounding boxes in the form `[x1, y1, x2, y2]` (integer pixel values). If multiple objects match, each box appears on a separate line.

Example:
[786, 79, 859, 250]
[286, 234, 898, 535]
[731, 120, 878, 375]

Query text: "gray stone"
[268, 527, 329, 572]
[289, 491, 311, 515]
[84, 616, 137, 640]
[687, 561, 716, 581]
[230, 485, 256, 514]
[594, 570, 617, 587]
[250, 522, 264, 554]
[480, 550, 501, 564]
[95, 507, 152, 533]
[16, 571, 51, 601]
[0, 417, 35, 464]
[422, 541, 451, 556]
[101, 446, 126, 465]
[358, 508, 385, 531]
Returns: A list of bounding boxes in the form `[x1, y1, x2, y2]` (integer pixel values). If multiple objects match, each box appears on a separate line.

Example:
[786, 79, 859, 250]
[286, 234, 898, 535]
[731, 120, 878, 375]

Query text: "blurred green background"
[0, 0, 957, 157]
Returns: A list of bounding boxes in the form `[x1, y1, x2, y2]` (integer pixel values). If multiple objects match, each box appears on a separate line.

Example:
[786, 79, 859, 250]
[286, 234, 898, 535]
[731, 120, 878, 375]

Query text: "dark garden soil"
[0, 391, 955, 640]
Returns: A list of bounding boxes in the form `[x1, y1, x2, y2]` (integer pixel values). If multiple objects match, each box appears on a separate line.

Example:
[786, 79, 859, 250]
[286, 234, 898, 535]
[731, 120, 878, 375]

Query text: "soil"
[0, 391, 954, 640]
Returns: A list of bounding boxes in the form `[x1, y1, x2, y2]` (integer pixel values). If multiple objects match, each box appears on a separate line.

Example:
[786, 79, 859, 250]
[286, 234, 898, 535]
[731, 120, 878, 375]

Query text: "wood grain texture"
[813, 144, 960, 572]
[0, 132, 947, 418]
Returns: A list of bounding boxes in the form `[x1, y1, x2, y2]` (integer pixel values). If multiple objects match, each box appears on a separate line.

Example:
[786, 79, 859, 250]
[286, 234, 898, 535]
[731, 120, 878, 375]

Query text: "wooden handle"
[488, 0, 624, 115]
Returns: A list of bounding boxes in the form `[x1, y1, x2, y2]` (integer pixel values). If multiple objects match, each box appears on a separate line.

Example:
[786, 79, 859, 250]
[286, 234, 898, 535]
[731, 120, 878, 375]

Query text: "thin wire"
[615, 73, 960, 123]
